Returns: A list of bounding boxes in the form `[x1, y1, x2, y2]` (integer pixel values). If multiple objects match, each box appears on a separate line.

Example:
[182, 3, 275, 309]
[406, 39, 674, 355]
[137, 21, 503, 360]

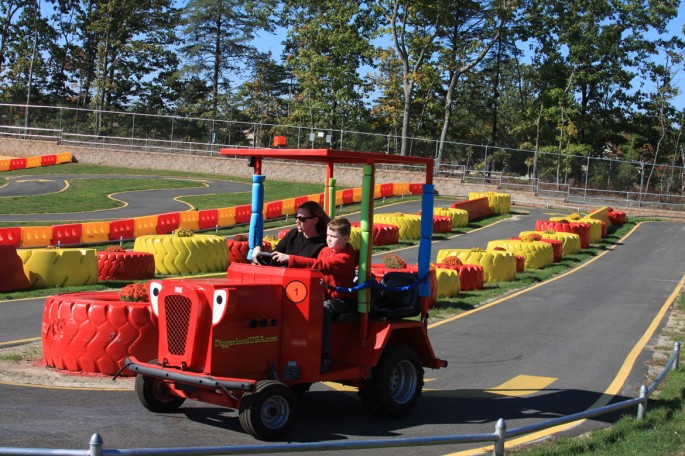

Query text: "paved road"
[0, 174, 250, 222]
[1, 201, 683, 455]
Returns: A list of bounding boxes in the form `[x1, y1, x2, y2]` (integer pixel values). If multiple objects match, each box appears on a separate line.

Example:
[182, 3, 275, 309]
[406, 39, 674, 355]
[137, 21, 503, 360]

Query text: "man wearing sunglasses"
[253, 201, 331, 264]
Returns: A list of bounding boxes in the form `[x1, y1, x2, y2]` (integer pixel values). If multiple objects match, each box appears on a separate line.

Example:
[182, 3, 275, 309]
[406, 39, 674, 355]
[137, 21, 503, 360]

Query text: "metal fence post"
[673, 342, 681, 371]
[493, 418, 506, 456]
[89, 433, 103, 456]
[637, 385, 648, 420]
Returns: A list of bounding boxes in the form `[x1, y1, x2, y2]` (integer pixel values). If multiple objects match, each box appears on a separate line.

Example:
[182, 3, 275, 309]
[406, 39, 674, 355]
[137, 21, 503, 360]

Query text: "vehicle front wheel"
[358, 344, 424, 417]
[135, 375, 185, 413]
[239, 380, 297, 440]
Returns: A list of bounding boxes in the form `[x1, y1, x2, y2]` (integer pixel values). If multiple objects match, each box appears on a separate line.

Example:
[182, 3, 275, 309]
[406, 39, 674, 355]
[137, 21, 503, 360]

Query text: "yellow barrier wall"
[81, 221, 110, 244]
[588, 207, 611, 227]
[20, 226, 52, 248]
[18, 248, 98, 288]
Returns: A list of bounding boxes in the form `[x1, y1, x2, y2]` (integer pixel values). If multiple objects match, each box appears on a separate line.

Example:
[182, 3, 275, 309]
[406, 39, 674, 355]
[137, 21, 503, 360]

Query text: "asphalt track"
[1, 185, 684, 454]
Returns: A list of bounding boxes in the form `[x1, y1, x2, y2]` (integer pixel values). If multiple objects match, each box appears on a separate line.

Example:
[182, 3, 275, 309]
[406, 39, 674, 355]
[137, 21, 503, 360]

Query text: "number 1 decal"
[285, 281, 307, 303]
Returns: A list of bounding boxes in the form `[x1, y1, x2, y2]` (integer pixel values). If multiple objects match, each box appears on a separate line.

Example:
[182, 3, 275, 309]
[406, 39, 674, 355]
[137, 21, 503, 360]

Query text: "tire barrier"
[42, 292, 158, 376]
[432, 215, 453, 234]
[133, 234, 228, 275]
[433, 267, 460, 298]
[515, 255, 525, 273]
[537, 220, 590, 249]
[370, 264, 437, 308]
[450, 197, 494, 221]
[437, 249, 517, 283]
[579, 218, 604, 243]
[17, 248, 99, 288]
[350, 222, 400, 246]
[434, 263, 485, 291]
[0, 245, 30, 292]
[373, 213, 421, 240]
[608, 209, 627, 226]
[227, 240, 272, 264]
[520, 230, 581, 257]
[97, 251, 156, 281]
[588, 207, 611, 227]
[486, 239, 554, 270]
[468, 192, 511, 214]
[509, 237, 562, 263]
[434, 207, 469, 228]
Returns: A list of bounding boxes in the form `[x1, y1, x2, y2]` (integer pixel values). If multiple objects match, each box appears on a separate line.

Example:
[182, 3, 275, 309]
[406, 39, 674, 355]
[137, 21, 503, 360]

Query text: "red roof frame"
[220, 148, 434, 184]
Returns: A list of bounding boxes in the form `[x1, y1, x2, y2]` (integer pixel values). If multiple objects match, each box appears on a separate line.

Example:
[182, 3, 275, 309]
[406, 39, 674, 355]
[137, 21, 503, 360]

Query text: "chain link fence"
[1, 103, 683, 210]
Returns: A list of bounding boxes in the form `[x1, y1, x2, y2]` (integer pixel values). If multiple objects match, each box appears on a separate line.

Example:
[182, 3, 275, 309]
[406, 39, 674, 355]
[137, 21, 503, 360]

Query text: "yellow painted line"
[444, 221, 685, 455]
[484, 375, 557, 397]
[0, 337, 40, 347]
[0, 379, 133, 392]
[15, 179, 54, 183]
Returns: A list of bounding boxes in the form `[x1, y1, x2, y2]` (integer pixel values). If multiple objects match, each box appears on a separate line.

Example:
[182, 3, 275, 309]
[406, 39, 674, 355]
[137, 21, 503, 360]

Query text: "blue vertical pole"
[418, 184, 434, 297]
[248, 175, 265, 261]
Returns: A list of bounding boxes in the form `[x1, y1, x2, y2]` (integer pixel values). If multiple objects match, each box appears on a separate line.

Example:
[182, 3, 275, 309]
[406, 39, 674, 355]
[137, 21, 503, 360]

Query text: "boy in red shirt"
[273, 217, 357, 372]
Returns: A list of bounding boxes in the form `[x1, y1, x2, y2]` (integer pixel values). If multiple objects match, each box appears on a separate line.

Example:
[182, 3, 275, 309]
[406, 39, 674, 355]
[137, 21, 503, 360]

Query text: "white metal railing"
[0, 342, 679, 456]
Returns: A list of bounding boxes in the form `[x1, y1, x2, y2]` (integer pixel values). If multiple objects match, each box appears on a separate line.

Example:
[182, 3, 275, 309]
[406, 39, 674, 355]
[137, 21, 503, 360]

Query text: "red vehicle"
[125, 148, 447, 440]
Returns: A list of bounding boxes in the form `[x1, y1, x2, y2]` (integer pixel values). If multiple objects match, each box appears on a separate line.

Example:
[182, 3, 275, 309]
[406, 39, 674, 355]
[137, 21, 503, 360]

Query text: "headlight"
[148, 281, 163, 316]
[212, 289, 228, 325]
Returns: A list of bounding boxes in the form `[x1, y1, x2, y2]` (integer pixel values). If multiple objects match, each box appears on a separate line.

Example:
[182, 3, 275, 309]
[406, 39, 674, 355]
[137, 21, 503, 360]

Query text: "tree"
[434, 0, 515, 164]
[179, 0, 275, 118]
[281, 0, 374, 143]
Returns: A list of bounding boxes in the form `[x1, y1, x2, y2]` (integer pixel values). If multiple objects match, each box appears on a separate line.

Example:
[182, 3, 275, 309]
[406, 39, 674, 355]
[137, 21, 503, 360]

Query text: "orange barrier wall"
[21, 226, 52, 247]
[55, 152, 72, 164]
[0, 159, 10, 171]
[134, 215, 158, 237]
[0, 227, 22, 247]
[51, 223, 82, 246]
[393, 182, 410, 196]
[450, 197, 494, 221]
[26, 156, 43, 168]
[217, 207, 236, 227]
[179, 211, 200, 231]
[81, 221, 110, 244]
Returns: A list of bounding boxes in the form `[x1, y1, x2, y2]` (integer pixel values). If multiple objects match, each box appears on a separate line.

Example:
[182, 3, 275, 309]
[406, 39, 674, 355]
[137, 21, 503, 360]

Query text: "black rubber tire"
[239, 380, 297, 440]
[358, 344, 424, 417]
[134, 361, 185, 413]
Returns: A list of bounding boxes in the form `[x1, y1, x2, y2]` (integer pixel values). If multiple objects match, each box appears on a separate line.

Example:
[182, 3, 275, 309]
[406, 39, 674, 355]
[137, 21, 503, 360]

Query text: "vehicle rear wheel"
[135, 360, 185, 413]
[135, 374, 185, 413]
[239, 380, 297, 440]
[358, 344, 424, 417]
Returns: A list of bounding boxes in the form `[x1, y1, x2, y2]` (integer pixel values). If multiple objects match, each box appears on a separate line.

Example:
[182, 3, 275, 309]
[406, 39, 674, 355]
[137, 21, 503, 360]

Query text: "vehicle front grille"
[164, 295, 191, 356]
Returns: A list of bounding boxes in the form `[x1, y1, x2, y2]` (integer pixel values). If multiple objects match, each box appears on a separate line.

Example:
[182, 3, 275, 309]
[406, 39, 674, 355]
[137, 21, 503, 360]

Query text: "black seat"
[370, 272, 421, 319]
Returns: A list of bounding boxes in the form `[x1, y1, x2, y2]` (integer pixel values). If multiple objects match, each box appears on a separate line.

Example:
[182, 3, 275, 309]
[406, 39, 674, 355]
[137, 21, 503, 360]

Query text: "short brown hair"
[327, 217, 351, 237]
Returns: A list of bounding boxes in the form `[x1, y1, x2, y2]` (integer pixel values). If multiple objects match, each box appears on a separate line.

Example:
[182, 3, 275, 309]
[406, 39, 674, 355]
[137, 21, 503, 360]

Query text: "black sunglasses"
[296, 215, 313, 222]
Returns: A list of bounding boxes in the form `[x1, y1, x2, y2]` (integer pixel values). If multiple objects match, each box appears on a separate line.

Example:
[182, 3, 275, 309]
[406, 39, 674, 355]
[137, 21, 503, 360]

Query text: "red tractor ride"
[125, 148, 447, 440]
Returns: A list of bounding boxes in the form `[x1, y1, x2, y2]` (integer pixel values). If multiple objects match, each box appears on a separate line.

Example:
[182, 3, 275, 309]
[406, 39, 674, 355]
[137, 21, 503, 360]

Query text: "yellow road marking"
[484, 374, 557, 397]
[15, 179, 54, 183]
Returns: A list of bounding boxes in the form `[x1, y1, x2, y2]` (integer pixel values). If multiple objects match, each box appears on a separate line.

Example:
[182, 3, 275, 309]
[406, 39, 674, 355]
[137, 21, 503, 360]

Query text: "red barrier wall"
[380, 183, 394, 197]
[108, 219, 135, 241]
[234, 204, 252, 224]
[156, 212, 180, 234]
[294, 196, 309, 208]
[198, 209, 219, 230]
[10, 158, 26, 170]
[409, 183, 423, 195]
[0, 227, 21, 247]
[51, 223, 83, 246]
[265, 201, 283, 219]
[450, 197, 494, 221]
[40, 155, 57, 166]
[342, 188, 355, 205]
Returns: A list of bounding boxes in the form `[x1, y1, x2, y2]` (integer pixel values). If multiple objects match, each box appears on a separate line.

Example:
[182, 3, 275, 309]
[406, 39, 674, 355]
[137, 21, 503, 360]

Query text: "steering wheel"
[255, 252, 276, 266]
